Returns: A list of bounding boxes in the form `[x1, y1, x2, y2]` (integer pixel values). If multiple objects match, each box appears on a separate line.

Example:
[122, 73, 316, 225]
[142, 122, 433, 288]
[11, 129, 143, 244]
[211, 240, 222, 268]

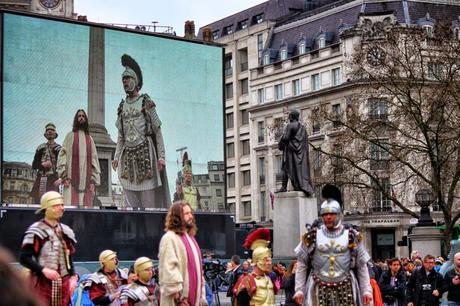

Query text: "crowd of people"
[1, 185, 459, 306]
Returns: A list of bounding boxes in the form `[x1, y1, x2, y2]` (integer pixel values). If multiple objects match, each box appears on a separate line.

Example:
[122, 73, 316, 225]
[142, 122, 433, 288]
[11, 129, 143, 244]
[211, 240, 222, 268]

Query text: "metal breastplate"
[121, 283, 154, 306]
[312, 227, 351, 283]
[122, 97, 147, 147]
[183, 186, 198, 210]
[250, 275, 275, 306]
[37, 225, 69, 277]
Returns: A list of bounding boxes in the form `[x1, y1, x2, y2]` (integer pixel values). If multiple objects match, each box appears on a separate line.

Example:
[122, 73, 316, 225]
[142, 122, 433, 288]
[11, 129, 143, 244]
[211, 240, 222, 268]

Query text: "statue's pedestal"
[409, 226, 444, 257]
[273, 191, 317, 258]
[90, 123, 116, 206]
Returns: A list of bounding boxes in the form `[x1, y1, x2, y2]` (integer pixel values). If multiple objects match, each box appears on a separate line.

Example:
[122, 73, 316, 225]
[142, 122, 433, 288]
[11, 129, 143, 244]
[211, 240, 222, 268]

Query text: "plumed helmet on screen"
[121, 54, 143, 91]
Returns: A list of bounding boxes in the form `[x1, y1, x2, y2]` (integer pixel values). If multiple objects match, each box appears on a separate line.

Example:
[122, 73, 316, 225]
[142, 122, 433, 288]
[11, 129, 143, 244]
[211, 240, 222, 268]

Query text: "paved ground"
[212, 291, 285, 306]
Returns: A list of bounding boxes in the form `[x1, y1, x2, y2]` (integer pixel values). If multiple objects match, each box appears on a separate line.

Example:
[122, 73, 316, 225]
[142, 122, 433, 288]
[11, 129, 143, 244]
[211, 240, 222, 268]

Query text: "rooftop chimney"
[202, 27, 213, 42]
[184, 20, 196, 39]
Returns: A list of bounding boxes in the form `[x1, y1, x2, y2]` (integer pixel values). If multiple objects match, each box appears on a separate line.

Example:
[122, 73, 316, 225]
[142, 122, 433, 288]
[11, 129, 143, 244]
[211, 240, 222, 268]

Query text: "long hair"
[164, 201, 197, 236]
[285, 259, 297, 277]
[72, 109, 89, 134]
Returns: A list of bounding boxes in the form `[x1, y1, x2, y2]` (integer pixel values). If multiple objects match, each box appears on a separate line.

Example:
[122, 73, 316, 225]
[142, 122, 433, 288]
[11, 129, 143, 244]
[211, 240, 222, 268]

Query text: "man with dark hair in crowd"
[19, 191, 78, 306]
[57, 109, 100, 206]
[31, 123, 61, 204]
[442, 252, 460, 306]
[407, 254, 444, 306]
[158, 201, 207, 306]
[378, 258, 406, 306]
[226, 255, 243, 305]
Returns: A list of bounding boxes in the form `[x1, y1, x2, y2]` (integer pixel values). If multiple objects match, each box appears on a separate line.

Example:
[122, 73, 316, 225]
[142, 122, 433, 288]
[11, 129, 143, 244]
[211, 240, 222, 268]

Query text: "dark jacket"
[378, 270, 406, 305]
[442, 267, 460, 303]
[282, 273, 296, 306]
[407, 267, 443, 306]
[226, 266, 243, 297]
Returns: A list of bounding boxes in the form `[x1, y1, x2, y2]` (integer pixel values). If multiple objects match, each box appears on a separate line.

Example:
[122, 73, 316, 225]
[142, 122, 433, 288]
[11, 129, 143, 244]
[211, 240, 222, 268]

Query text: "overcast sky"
[74, 0, 266, 36]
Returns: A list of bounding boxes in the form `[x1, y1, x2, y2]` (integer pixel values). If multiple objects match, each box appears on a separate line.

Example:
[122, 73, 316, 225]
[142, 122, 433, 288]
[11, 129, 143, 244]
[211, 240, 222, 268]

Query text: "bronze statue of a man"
[277, 110, 314, 196]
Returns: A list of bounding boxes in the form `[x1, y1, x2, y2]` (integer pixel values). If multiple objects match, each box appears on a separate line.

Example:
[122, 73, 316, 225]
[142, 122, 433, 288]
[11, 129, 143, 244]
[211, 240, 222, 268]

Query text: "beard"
[185, 219, 195, 229]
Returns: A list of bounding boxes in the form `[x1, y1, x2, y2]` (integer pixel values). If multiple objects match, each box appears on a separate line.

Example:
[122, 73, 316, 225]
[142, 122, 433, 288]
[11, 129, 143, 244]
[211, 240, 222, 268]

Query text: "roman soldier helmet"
[44, 122, 58, 139]
[35, 191, 63, 214]
[182, 151, 192, 174]
[99, 249, 118, 271]
[121, 54, 143, 91]
[320, 184, 343, 227]
[134, 257, 154, 283]
[243, 228, 272, 273]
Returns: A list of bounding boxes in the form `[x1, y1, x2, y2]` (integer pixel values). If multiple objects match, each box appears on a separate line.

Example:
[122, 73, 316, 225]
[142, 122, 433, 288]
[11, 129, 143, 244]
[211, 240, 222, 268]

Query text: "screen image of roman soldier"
[84, 249, 128, 305]
[120, 257, 160, 306]
[19, 191, 78, 306]
[57, 109, 101, 207]
[30, 122, 62, 204]
[293, 184, 373, 306]
[112, 54, 170, 208]
[173, 152, 201, 210]
[232, 228, 277, 306]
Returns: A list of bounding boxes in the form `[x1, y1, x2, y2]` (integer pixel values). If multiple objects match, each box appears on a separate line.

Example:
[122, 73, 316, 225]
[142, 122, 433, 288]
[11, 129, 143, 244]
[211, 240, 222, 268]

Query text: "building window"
[312, 109, 321, 133]
[240, 78, 248, 95]
[243, 201, 251, 217]
[280, 49, 287, 61]
[239, 49, 248, 71]
[423, 25, 433, 38]
[332, 104, 342, 128]
[428, 62, 442, 80]
[255, 13, 264, 24]
[333, 145, 344, 174]
[225, 25, 234, 35]
[241, 109, 249, 125]
[10, 181, 15, 190]
[224, 55, 232, 76]
[273, 117, 285, 141]
[226, 112, 234, 129]
[292, 79, 300, 96]
[371, 178, 392, 212]
[227, 172, 235, 188]
[260, 191, 267, 221]
[258, 157, 265, 185]
[318, 36, 326, 48]
[369, 99, 388, 120]
[332, 68, 341, 86]
[225, 83, 233, 100]
[274, 84, 283, 101]
[238, 19, 248, 30]
[263, 53, 270, 65]
[242, 170, 251, 186]
[226, 142, 235, 158]
[214, 174, 220, 181]
[212, 30, 219, 40]
[257, 34, 264, 59]
[257, 121, 265, 143]
[313, 148, 321, 176]
[241, 139, 250, 155]
[298, 42, 306, 55]
[216, 189, 222, 197]
[275, 155, 284, 182]
[258, 88, 265, 103]
[370, 139, 390, 170]
[311, 74, 320, 91]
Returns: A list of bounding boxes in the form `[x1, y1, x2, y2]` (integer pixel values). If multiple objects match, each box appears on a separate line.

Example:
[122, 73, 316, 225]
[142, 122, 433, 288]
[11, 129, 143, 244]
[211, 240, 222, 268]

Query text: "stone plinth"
[273, 191, 318, 258]
[409, 226, 444, 257]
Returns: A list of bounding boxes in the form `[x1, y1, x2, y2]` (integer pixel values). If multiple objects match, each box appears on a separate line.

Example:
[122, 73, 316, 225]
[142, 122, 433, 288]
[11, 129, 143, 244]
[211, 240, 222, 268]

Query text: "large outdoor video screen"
[1, 12, 224, 210]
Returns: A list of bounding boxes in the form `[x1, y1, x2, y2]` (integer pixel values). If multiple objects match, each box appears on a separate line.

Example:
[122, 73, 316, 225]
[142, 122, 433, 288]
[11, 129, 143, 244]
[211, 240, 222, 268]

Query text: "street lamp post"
[415, 188, 435, 226]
